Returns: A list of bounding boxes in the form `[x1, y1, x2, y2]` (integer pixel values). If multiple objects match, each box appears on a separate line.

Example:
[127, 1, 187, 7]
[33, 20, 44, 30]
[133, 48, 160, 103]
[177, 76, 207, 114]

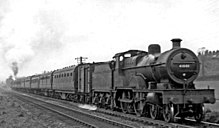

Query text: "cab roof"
[113, 50, 147, 58]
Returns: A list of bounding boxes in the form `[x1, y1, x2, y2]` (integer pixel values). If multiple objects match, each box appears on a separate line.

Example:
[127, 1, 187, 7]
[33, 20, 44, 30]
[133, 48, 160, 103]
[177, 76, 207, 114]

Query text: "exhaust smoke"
[11, 61, 18, 77]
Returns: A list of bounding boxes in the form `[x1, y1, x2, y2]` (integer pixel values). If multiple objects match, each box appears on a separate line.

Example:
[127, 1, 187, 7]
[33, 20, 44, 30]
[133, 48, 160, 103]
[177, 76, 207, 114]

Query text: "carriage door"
[78, 65, 91, 93]
[78, 67, 83, 93]
[84, 66, 91, 93]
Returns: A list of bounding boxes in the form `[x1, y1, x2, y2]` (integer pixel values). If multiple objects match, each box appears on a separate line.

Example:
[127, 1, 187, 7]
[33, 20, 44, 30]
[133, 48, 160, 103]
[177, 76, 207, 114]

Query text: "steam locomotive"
[11, 38, 215, 122]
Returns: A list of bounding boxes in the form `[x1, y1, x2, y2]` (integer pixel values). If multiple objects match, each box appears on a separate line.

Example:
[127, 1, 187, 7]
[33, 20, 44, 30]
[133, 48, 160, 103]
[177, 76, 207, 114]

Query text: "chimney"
[171, 38, 182, 49]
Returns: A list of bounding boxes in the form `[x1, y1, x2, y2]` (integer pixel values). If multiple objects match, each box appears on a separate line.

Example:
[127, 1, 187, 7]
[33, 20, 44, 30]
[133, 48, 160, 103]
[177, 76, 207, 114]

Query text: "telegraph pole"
[75, 56, 88, 64]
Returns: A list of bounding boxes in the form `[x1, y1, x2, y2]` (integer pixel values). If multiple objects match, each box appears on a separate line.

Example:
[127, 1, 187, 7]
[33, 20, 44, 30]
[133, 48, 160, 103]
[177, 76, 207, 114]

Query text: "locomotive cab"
[113, 50, 148, 71]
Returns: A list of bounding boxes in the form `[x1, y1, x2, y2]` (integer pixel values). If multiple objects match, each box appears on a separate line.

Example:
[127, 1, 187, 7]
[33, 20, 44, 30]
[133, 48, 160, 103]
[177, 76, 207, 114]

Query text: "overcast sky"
[0, 0, 219, 80]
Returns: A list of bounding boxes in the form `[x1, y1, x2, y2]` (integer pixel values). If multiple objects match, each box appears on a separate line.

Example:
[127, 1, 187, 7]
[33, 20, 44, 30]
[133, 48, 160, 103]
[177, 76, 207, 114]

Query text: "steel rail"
[13, 92, 136, 128]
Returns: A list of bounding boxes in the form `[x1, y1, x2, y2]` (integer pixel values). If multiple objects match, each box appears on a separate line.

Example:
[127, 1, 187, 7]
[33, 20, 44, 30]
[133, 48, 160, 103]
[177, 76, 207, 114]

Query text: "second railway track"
[10, 91, 137, 128]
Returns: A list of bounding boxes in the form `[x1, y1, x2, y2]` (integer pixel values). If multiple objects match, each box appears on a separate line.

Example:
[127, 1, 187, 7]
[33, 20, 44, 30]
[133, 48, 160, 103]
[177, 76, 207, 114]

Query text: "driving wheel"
[163, 104, 174, 122]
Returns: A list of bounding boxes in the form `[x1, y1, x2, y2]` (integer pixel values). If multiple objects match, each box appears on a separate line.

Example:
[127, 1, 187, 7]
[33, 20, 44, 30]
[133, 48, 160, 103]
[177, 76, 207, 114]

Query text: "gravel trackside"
[0, 89, 78, 128]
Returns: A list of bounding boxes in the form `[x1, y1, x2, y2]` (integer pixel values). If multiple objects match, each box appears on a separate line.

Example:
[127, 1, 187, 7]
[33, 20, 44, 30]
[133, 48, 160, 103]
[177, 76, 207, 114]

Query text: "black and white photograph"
[0, 0, 219, 127]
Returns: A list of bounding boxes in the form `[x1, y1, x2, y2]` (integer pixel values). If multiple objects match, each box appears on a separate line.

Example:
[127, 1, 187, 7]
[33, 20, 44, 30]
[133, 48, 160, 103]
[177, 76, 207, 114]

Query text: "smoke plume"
[11, 61, 18, 77]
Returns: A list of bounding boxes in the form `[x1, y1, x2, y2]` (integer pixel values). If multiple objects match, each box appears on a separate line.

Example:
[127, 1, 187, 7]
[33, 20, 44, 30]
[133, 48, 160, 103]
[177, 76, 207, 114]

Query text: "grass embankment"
[205, 109, 219, 123]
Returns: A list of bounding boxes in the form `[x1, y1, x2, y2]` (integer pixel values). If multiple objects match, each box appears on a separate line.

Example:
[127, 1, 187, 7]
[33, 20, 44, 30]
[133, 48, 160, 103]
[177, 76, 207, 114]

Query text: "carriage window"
[67, 73, 69, 77]
[64, 73, 66, 77]
[70, 73, 73, 76]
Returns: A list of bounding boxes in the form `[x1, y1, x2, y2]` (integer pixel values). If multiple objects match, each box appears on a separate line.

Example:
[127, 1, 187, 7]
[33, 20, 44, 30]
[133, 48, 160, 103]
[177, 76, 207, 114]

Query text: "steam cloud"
[0, 0, 66, 79]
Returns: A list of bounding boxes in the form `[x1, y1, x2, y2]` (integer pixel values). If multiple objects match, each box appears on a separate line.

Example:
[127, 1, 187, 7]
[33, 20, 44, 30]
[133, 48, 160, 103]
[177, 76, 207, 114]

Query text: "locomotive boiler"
[138, 38, 199, 86]
[112, 39, 199, 88]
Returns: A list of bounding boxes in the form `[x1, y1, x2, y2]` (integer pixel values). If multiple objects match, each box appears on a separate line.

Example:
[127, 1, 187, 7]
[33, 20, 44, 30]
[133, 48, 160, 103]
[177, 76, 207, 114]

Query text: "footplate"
[162, 89, 215, 104]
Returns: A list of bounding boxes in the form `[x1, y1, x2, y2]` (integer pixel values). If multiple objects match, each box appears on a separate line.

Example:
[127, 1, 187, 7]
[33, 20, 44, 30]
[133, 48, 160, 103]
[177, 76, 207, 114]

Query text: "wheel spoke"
[150, 104, 158, 120]
[120, 102, 128, 113]
[163, 104, 174, 122]
[121, 92, 127, 113]
[134, 101, 143, 116]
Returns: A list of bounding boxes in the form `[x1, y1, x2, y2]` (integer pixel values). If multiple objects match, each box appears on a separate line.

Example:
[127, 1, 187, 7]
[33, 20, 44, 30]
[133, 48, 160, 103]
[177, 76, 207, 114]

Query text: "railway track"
[10, 92, 137, 128]
[96, 107, 194, 128]
[180, 118, 219, 128]
[8, 90, 219, 128]
[97, 107, 219, 128]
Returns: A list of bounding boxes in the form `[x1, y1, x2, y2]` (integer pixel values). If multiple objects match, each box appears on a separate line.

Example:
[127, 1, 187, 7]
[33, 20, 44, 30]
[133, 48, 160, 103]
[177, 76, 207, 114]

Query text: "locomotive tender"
[11, 38, 215, 122]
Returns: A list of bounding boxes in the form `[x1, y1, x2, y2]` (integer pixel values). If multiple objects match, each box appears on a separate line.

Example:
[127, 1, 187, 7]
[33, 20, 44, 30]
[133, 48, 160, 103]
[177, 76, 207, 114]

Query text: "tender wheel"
[163, 104, 175, 122]
[92, 94, 100, 105]
[85, 95, 91, 104]
[149, 104, 159, 120]
[100, 95, 106, 108]
[194, 104, 205, 122]
[105, 96, 112, 109]
[134, 101, 144, 117]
